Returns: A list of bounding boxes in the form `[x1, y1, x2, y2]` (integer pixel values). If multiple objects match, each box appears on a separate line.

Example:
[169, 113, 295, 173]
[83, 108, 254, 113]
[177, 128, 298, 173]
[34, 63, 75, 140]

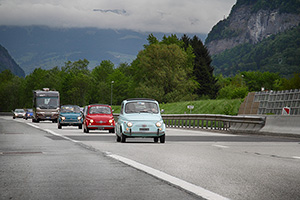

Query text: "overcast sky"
[0, 0, 236, 34]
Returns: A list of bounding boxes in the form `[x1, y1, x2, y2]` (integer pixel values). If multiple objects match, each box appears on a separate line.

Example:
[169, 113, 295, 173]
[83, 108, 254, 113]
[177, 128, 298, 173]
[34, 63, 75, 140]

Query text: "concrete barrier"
[259, 115, 300, 136]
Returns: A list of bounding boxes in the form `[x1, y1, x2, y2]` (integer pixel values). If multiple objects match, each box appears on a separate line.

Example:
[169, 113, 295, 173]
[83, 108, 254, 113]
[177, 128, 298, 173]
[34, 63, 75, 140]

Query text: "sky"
[0, 0, 236, 34]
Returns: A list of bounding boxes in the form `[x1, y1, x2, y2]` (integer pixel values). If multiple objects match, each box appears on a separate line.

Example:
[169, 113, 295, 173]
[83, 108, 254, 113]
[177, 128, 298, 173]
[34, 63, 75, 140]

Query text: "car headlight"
[127, 122, 133, 127]
[156, 122, 162, 127]
[61, 116, 66, 120]
[77, 116, 81, 120]
[109, 119, 114, 123]
[90, 119, 94, 123]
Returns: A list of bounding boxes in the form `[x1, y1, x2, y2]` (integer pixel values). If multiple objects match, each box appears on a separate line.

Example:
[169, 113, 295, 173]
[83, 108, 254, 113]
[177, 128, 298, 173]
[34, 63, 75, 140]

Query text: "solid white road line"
[212, 144, 229, 149]
[44, 129, 79, 143]
[292, 156, 300, 160]
[107, 153, 230, 200]
[25, 122, 230, 199]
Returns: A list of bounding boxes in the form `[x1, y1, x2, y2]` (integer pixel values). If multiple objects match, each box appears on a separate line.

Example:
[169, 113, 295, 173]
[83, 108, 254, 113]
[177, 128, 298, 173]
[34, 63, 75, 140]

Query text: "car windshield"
[15, 109, 25, 113]
[37, 97, 59, 109]
[27, 109, 33, 112]
[125, 102, 159, 114]
[61, 106, 80, 113]
[89, 106, 111, 114]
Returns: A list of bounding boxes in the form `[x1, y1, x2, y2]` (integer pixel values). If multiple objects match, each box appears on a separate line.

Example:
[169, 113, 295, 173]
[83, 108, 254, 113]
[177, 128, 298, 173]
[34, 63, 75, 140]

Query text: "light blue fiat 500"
[115, 98, 166, 143]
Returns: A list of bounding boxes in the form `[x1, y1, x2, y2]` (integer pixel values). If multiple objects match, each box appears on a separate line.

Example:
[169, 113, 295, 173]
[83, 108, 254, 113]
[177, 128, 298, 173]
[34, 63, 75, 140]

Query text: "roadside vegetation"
[0, 34, 299, 113]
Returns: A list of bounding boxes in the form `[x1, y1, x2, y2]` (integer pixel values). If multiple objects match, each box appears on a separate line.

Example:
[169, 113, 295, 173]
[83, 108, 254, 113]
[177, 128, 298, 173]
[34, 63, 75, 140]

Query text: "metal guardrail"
[113, 113, 266, 132]
[162, 114, 266, 132]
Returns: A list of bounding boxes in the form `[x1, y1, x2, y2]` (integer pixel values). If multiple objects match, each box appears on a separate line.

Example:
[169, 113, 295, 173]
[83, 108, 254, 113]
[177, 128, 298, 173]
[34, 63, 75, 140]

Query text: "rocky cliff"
[205, 1, 300, 55]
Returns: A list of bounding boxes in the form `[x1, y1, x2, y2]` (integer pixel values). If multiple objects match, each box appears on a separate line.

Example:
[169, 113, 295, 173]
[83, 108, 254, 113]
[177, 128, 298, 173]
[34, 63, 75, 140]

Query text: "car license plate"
[140, 128, 149, 131]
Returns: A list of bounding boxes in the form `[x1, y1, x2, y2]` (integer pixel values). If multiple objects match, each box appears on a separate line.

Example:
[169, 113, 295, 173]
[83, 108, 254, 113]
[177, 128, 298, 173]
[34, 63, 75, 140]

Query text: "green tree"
[131, 43, 198, 103]
[182, 35, 219, 98]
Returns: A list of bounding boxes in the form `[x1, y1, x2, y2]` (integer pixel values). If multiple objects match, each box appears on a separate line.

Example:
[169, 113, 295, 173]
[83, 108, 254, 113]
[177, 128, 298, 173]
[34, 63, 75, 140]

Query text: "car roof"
[61, 105, 80, 107]
[88, 104, 110, 107]
[125, 98, 157, 102]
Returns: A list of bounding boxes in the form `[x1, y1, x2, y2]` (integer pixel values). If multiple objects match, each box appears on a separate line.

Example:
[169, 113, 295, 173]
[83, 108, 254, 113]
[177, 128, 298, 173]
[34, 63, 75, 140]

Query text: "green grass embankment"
[112, 99, 243, 115]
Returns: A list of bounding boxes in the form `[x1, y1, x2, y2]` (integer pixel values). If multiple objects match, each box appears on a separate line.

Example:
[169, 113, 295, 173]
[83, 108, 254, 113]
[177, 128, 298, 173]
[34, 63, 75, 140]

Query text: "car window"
[89, 106, 111, 114]
[125, 102, 158, 114]
[61, 106, 80, 113]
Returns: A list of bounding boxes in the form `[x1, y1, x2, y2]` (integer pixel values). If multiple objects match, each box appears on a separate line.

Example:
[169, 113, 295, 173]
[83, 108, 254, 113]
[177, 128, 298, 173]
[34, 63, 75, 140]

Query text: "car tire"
[84, 126, 89, 133]
[109, 128, 115, 133]
[78, 124, 82, 129]
[121, 133, 126, 143]
[58, 123, 62, 129]
[154, 137, 159, 143]
[160, 134, 165, 143]
[116, 135, 121, 142]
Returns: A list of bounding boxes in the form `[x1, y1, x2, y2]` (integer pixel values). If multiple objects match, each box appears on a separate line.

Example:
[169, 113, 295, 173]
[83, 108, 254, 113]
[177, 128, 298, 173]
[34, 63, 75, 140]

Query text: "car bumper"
[87, 125, 114, 130]
[60, 122, 82, 126]
[123, 129, 165, 137]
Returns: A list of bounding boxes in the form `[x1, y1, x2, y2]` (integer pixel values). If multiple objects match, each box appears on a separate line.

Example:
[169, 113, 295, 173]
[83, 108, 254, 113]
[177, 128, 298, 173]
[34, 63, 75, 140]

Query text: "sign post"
[187, 105, 194, 114]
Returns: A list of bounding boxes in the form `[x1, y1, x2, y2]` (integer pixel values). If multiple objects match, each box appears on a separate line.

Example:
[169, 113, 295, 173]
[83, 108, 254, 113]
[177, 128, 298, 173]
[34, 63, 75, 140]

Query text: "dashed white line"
[292, 156, 300, 160]
[107, 153, 230, 200]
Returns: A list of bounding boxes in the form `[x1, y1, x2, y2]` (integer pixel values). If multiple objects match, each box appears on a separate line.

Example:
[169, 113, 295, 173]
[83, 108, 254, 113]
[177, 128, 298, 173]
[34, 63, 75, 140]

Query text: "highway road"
[1, 116, 300, 200]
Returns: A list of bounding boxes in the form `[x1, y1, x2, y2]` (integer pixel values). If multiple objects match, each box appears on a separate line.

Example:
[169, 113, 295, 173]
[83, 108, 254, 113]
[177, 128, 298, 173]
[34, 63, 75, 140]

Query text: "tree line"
[1, 34, 299, 112]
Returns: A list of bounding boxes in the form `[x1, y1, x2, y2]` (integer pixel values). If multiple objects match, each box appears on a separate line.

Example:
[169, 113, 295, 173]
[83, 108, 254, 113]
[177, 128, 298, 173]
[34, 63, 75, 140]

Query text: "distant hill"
[205, 0, 300, 77]
[0, 44, 25, 77]
[0, 26, 206, 75]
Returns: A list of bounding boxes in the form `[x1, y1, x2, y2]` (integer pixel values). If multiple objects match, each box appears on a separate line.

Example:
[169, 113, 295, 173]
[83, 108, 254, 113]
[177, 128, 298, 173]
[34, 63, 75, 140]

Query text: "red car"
[83, 104, 115, 133]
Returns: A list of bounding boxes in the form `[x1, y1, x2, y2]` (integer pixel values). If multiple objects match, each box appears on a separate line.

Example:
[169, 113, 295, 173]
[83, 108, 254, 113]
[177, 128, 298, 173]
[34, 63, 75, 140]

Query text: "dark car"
[83, 104, 115, 133]
[58, 105, 83, 129]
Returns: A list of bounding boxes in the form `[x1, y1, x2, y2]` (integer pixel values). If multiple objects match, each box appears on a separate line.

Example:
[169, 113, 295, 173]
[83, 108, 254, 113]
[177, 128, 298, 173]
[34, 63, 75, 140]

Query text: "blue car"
[115, 98, 166, 143]
[24, 108, 34, 120]
[58, 105, 83, 129]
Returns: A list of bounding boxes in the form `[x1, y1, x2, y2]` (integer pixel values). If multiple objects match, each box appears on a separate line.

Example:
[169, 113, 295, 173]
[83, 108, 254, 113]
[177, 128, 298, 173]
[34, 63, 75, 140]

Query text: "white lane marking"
[212, 144, 229, 149]
[292, 156, 300, 160]
[26, 123, 79, 143]
[27, 123, 40, 129]
[107, 153, 230, 200]
[44, 129, 79, 143]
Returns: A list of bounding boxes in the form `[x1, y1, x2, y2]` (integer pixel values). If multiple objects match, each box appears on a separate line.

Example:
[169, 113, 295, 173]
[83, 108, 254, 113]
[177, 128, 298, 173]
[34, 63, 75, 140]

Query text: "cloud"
[0, 0, 236, 34]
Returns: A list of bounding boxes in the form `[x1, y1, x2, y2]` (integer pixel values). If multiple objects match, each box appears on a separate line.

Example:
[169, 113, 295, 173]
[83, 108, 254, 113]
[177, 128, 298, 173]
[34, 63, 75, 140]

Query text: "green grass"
[112, 99, 243, 115]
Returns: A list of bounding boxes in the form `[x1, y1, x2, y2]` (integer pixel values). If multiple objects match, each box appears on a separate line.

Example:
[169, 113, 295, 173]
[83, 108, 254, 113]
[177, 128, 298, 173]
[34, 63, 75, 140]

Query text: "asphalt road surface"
[1, 116, 300, 200]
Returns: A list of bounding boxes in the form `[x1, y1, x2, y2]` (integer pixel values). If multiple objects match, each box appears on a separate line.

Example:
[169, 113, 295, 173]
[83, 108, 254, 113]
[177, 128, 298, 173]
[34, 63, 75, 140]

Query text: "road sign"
[282, 107, 290, 115]
[187, 105, 194, 114]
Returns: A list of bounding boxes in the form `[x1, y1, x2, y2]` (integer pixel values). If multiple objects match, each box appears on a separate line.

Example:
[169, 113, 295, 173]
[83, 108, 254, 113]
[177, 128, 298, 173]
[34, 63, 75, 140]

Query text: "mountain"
[205, 0, 300, 77]
[206, 0, 300, 55]
[0, 26, 206, 75]
[0, 44, 25, 77]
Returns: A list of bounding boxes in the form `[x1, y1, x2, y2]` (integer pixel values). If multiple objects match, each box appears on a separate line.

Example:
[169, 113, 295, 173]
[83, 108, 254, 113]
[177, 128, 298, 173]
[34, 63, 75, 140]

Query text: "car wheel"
[84, 126, 89, 133]
[78, 124, 82, 129]
[58, 123, 62, 129]
[109, 128, 115, 133]
[160, 134, 165, 143]
[116, 135, 121, 142]
[154, 137, 159, 143]
[121, 133, 126, 143]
